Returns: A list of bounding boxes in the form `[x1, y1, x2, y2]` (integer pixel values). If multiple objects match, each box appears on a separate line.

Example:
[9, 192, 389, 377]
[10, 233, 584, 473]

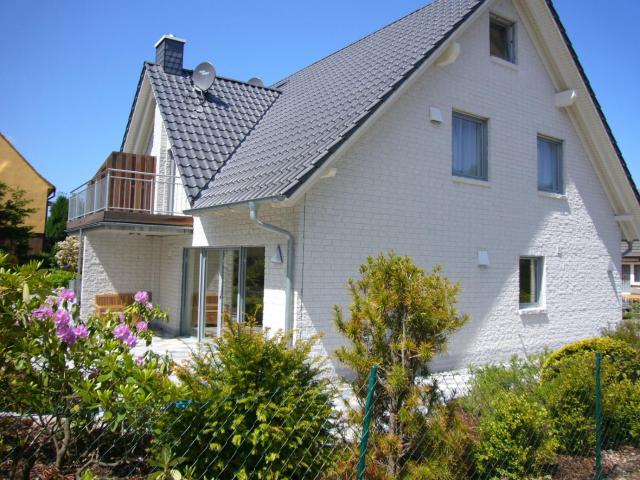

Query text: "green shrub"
[155, 321, 338, 480]
[603, 378, 640, 447]
[603, 318, 640, 350]
[541, 337, 640, 382]
[539, 346, 640, 454]
[45, 268, 75, 288]
[473, 391, 557, 480]
[462, 356, 544, 416]
[538, 354, 597, 455]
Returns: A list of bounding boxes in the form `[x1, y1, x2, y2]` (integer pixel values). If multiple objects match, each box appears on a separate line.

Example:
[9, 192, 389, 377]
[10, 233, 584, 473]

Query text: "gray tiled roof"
[145, 63, 280, 200]
[192, 0, 484, 208]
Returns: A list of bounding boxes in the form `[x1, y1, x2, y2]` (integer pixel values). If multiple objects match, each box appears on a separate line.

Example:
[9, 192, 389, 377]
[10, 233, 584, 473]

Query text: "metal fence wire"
[1, 351, 639, 479]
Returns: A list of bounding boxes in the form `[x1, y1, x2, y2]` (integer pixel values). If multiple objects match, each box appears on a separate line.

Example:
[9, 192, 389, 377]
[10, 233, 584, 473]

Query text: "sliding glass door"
[181, 246, 265, 339]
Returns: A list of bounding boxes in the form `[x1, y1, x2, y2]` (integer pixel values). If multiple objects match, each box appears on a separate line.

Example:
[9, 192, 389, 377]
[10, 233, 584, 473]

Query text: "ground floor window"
[519, 256, 543, 308]
[622, 262, 640, 293]
[181, 246, 265, 339]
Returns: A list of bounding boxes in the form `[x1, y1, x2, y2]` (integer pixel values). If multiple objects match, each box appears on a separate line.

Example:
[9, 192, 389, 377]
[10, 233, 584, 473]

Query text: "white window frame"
[452, 111, 489, 181]
[490, 14, 516, 64]
[519, 256, 545, 310]
[537, 135, 564, 194]
[623, 261, 640, 286]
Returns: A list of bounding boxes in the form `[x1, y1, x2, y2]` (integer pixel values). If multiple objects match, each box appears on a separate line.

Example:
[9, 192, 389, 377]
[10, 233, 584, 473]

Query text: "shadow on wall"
[300, 157, 620, 375]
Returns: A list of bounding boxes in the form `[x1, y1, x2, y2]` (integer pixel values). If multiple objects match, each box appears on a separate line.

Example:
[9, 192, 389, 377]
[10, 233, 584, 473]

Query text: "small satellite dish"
[247, 77, 264, 87]
[192, 62, 216, 92]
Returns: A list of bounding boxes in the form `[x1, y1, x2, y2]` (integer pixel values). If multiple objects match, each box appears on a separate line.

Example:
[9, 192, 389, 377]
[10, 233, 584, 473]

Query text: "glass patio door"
[181, 246, 265, 339]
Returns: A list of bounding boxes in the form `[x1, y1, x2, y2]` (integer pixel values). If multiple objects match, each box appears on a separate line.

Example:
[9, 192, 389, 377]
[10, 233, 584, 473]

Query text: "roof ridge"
[0, 133, 55, 192]
[143, 61, 282, 93]
[270, 0, 443, 87]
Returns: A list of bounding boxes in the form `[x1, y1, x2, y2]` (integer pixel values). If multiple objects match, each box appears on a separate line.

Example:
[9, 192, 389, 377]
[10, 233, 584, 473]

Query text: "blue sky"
[1, 0, 638, 197]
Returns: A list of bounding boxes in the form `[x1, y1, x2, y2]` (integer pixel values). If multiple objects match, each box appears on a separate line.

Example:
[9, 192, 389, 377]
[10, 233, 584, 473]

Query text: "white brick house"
[68, 0, 640, 372]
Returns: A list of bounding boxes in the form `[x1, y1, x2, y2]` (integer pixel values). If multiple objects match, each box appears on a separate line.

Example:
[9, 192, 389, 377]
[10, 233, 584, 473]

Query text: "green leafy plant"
[333, 252, 469, 478]
[603, 318, 640, 350]
[473, 391, 557, 480]
[155, 321, 337, 479]
[462, 355, 544, 416]
[147, 447, 189, 480]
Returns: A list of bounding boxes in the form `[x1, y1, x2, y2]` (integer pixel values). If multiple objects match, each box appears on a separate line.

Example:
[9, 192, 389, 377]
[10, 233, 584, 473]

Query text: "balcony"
[67, 152, 193, 231]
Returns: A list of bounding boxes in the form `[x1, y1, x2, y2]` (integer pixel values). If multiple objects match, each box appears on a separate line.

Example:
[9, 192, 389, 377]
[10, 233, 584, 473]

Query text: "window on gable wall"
[452, 112, 488, 180]
[519, 257, 543, 308]
[538, 136, 564, 194]
[490, 15, 516, 63]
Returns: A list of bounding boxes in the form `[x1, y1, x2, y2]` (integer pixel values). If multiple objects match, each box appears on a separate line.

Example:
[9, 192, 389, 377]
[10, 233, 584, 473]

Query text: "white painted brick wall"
[192, 205, 297, 334]
[292, 0, 622, 372]
[80, 230, 191, 332]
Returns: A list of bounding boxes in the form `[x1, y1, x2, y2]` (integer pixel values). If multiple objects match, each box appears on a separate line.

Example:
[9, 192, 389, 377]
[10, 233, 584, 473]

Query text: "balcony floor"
[67, 210, 193, 232]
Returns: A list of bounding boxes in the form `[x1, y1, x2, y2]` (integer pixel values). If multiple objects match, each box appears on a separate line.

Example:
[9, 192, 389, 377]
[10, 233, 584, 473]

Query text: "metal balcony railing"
[68, 168, 189, 220]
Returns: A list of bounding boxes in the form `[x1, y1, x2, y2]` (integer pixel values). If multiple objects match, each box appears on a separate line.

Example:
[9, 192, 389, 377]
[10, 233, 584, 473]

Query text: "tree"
[0, 181, 35, 261]
[45, 195, 68, 251]
[334, 251, 469, 478]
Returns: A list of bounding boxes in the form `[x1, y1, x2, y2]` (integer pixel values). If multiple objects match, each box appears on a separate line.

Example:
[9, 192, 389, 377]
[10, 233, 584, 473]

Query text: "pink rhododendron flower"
[118, 313, 126, 322]
[31, 305, 54, 321]
[114, 323, 138, 347]
[113, 323, 132, 341]
[135, 321, 148, 331]
[56, 325, 77, 345]
[44, 295, 56, 306]
[135, 354, 146, 366]
[146, 302, 153, 310]
[134, 291, 149, 304]
[73, 324, 89, 338]
[58, 288, 75, 302]
[54, 309, 71, 328]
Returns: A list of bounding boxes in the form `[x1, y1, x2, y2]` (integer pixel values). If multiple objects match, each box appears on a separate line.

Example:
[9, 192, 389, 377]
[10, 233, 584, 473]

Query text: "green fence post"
[356, 364, 377, 480]
[595, 351, 602, 480]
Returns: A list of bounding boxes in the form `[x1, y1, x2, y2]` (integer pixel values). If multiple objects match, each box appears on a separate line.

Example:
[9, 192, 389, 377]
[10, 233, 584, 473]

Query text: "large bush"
[1, 281, 176, 477]
[541, 337, 640, 382]
[539, 338, 640, 454]
[155, 321, 338, 480]
[473, 391, 557, 479]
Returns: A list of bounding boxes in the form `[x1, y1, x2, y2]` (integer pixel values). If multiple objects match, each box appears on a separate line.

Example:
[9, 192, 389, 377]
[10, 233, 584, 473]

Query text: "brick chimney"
[154, 34, 186, 74]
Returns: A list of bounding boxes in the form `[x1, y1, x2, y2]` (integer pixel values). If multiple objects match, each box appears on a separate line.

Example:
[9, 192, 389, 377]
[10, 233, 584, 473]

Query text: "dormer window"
[490, 15, 516, 63]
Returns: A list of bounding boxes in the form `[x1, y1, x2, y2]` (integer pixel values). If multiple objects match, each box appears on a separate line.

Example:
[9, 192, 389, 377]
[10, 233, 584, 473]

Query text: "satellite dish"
[192, 62, 216, 92]
[247, 77, 264, 87]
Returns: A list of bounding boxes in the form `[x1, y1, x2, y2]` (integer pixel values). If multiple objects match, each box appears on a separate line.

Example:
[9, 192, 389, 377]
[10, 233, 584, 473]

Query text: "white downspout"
[248, 201, 294, 339]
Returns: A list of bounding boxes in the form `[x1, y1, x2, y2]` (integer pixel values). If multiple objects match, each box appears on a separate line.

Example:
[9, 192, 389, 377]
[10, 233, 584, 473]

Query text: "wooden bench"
[95, 292, 148, 315]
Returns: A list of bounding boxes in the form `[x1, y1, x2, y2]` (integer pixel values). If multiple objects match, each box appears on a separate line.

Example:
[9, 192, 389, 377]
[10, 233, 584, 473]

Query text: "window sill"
[519, 307, 547, 315]
[452, 176, 491, 188]
[538, 191, 567, 200]
[491, 55, 518, 71]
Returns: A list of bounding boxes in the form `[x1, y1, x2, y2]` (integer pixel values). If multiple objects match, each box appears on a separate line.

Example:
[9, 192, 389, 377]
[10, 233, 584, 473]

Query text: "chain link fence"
[2, 349, 639, 479]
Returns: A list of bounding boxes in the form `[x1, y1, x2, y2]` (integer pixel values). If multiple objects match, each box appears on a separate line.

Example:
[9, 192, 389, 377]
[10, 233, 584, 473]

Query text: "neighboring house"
[68, 0, 640, 372]
[0, 133, 56, 253]
[622, 241, 640, 298]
